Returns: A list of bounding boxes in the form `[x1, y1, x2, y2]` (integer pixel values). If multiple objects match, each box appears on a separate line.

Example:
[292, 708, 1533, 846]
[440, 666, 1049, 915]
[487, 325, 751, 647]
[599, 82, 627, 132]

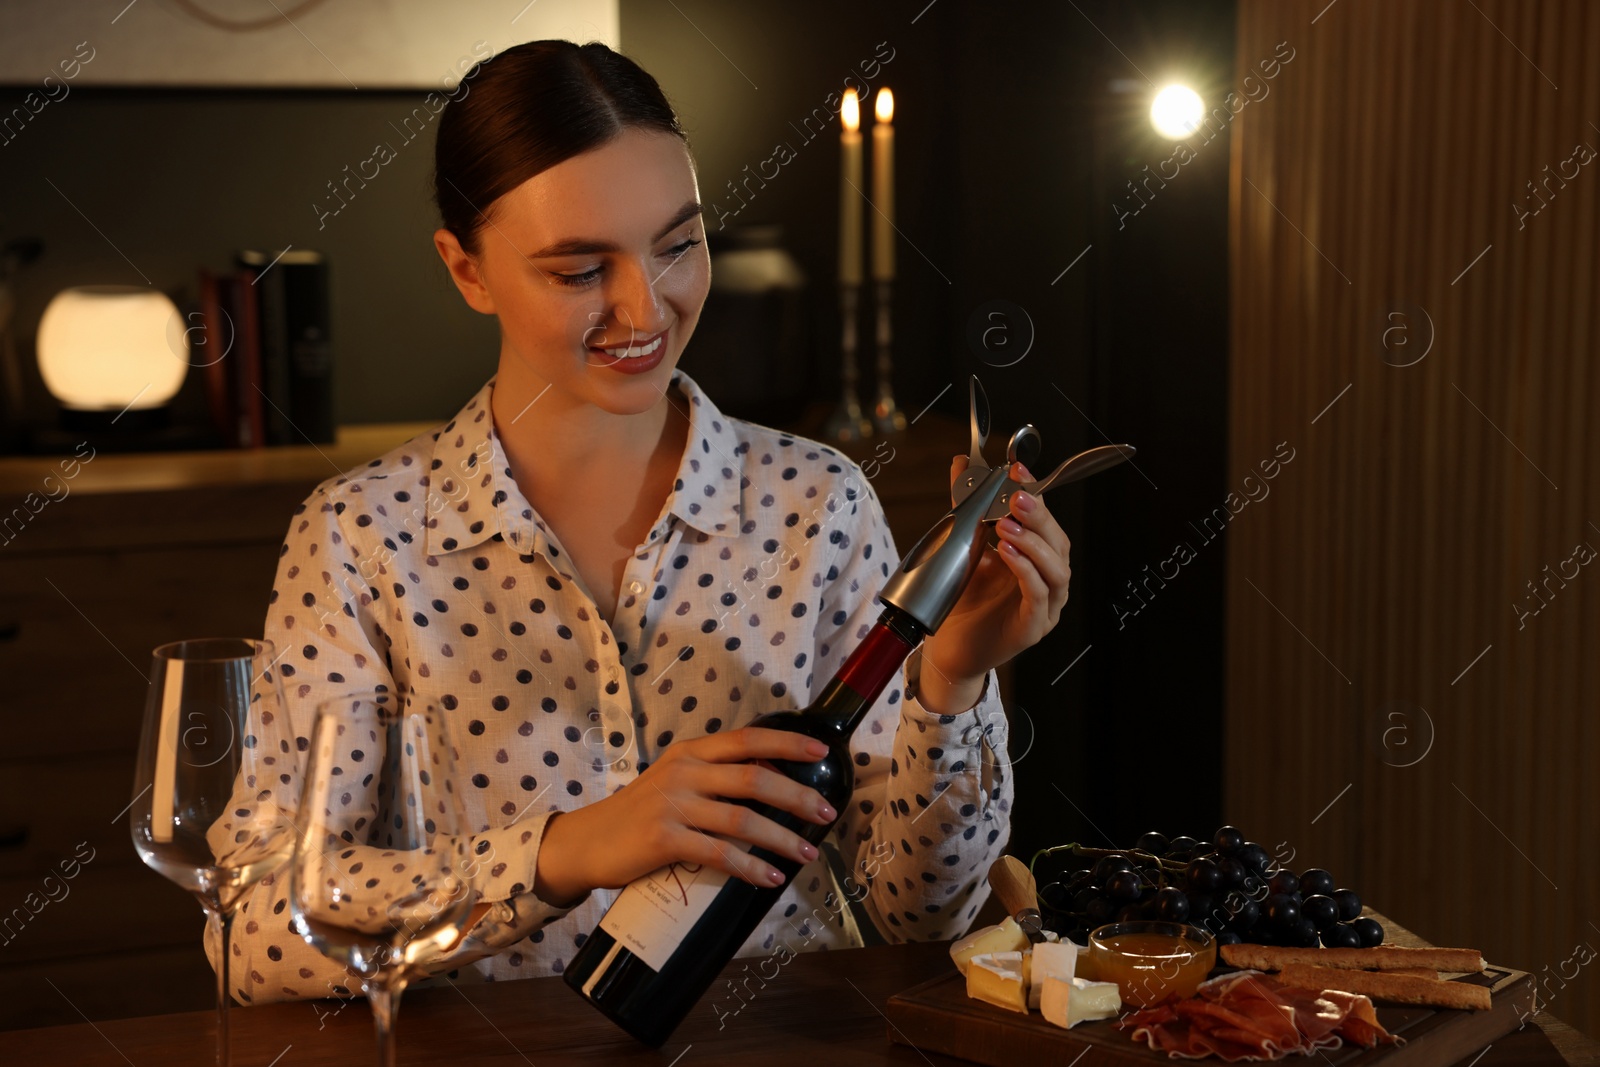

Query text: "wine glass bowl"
[289, 691, 477, 1066]
[291, 869, 474, 982]
[129, 636, 300, 1066]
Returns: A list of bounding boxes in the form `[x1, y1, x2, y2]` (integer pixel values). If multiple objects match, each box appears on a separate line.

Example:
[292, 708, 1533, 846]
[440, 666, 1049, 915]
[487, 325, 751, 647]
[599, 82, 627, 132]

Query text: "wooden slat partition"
[1228, 0, 1600, 1038]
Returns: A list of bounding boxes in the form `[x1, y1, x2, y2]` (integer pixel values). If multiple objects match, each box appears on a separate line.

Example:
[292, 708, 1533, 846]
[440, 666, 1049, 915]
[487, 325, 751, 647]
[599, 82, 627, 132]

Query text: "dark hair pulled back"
[433, 40, 686, 255]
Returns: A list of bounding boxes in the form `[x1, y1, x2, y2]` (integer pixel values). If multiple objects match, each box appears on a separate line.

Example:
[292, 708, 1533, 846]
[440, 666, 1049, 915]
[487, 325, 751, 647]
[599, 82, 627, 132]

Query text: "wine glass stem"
[215, 908, 233, 1067]
[367, 978, 405, 1067]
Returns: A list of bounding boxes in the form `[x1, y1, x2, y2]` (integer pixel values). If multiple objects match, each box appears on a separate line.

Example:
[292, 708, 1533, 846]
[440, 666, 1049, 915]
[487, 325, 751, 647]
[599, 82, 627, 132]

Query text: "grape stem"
[1026, 842, 1084, 880]
[1029, 842, 1189, 879]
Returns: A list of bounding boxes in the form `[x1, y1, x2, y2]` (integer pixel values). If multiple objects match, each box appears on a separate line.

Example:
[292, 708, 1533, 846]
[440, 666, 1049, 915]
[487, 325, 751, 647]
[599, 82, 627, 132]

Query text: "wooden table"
[2, 937, 1595, 1066]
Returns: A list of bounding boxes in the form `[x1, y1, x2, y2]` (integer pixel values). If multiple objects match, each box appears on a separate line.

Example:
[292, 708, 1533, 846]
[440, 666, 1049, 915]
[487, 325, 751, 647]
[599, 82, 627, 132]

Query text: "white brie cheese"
[966, 950, 1029, 1014]
[1039, 976, 1122, 1029]
[949, 916, 1028, 976]
[1027, 940, 1078, 1009]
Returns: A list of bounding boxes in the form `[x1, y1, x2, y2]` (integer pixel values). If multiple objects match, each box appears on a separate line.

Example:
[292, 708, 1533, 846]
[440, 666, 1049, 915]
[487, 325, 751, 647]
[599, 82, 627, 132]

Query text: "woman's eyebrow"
[652, 199, 704, 241]
[527, 200, 702, 258]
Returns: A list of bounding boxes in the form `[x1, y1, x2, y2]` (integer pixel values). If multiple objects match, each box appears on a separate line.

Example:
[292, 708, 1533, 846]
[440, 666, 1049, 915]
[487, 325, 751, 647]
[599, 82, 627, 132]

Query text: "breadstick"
[1279, 963, 1492, 1011]
[1221, 943, 1484, 974]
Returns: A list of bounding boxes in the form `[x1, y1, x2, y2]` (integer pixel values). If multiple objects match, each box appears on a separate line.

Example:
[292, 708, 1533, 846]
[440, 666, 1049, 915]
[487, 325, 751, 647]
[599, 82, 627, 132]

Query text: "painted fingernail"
[800, 844, 819, 861]
[767, 868, 786, 884]
[999, 518, 1022, 536]
[1016, 462, 1033, 480]
[818, 803, 837, 821]
[1001, 540, 1020, 555]
[1014, 491, 1034, 511]
[804, 739, 828, 758]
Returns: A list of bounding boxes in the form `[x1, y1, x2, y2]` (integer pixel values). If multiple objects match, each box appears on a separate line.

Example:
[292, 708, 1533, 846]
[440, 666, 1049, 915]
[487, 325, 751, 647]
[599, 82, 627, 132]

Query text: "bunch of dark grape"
[1032, 825, 1385, 950]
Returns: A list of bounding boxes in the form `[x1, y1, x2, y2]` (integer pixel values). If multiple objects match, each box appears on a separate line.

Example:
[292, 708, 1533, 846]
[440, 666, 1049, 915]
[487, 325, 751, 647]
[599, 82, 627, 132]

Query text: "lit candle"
[839, 88, 863, 286]
[872, 87, 895, 281]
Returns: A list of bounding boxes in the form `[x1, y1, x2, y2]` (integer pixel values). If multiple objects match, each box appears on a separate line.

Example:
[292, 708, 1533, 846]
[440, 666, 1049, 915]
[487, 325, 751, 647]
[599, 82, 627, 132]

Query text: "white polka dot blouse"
[206, 367, 1013, 1004]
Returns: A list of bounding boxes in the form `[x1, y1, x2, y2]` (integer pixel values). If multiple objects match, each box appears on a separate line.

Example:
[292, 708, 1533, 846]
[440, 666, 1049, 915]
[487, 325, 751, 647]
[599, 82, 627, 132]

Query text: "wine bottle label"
[598, 840, 743, 971]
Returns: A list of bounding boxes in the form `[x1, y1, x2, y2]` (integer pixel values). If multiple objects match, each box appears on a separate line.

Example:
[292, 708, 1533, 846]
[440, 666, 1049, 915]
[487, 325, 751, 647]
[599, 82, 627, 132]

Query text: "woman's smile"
[589, 325, 669, 374]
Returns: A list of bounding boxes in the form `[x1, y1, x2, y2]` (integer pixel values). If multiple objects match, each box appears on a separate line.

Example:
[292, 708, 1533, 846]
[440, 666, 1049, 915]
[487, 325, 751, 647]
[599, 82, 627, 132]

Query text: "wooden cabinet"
[0, 425, 428, 1029]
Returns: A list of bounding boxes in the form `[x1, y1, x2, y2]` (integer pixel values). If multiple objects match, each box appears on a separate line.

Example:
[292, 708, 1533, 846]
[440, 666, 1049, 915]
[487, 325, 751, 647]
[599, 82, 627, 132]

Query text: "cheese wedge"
[1039, 976, 1122, 1030]
[950, 916, 1028, 976]
[966, 951, 1029, 1014]
[1027, 940, 1079, 1009]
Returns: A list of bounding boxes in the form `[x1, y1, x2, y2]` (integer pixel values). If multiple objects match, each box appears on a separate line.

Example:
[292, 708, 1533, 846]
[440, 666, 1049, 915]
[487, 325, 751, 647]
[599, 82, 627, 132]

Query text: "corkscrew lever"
[880, 376, 1137, 633]
[952, 376, 1137, 522]
[967, 374, 991, 471]
[1004, 440, 1137, 503]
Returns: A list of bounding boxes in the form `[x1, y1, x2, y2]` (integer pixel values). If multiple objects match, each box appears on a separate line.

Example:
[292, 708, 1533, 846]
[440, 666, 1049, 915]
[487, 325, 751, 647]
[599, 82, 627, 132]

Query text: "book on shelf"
[196, 269, 235, 446]
[228, 268, 265, 449]
[239, 249, 334, 446]
[195, 250, 335, 449]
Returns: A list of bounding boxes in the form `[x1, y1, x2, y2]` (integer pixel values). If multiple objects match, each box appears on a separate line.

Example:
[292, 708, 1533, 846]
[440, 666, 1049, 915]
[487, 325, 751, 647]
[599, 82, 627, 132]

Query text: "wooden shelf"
[0, 422, 436, 497]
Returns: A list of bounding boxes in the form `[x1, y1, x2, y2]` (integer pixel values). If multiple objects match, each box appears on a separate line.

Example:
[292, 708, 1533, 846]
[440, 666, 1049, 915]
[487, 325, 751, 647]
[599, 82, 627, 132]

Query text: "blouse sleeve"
[203, 479, 588, 1005]
[810, 466, 1013, 943]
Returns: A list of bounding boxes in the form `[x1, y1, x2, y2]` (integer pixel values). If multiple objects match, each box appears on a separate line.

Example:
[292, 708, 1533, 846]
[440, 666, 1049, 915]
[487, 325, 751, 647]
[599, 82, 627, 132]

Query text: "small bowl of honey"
[1081, 921, 1217, 1007]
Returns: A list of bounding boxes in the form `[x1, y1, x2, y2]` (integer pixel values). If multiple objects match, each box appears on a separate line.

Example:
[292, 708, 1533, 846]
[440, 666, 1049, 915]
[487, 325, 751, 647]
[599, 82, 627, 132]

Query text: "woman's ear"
[433, 228, 496, 315]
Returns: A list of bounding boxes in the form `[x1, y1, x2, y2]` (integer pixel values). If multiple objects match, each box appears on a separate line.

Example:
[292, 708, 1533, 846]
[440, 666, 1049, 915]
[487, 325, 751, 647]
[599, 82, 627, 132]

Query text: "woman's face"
[435, 127, 710, 415]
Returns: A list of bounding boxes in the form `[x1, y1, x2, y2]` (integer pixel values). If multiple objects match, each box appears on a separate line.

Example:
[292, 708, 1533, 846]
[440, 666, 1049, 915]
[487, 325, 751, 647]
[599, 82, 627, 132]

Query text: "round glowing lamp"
[1150, 85, 1204, 140]
[37, 286, 187, 421]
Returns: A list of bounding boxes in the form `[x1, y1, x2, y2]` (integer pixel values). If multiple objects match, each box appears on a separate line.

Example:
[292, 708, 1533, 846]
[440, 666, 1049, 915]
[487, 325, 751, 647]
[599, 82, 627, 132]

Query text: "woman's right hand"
[531, 727, 838, 906]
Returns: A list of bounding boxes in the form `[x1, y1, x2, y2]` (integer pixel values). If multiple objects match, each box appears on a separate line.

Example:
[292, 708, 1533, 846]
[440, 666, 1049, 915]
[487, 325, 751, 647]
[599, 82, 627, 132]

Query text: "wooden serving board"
[886, 963, 1534, 1066]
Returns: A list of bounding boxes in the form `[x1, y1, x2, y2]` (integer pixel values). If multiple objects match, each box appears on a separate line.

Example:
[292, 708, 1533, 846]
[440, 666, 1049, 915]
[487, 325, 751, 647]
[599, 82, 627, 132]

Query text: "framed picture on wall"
[0, 0, 619, 89]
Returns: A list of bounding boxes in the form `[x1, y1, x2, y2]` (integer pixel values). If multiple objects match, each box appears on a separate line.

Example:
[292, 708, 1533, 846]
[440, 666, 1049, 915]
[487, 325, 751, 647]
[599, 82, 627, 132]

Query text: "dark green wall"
[0, 89, 500, 425]
[0, 0, 1235, 857]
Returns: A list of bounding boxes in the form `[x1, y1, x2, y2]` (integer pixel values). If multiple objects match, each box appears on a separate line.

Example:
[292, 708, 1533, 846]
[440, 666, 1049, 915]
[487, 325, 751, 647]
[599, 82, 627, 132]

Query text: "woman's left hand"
[918, 458, 1072, 702]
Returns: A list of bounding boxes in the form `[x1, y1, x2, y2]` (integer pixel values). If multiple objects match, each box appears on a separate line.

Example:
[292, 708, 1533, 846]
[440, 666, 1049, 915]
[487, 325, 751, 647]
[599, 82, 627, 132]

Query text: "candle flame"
[842, 89, 860, 132]
[875, 87, 894, 124]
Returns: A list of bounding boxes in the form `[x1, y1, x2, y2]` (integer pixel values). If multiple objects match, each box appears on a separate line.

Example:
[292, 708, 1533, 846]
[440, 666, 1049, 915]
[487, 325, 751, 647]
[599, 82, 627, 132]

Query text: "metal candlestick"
[822, 283, 873, 442]
[872, 279, 905, 434]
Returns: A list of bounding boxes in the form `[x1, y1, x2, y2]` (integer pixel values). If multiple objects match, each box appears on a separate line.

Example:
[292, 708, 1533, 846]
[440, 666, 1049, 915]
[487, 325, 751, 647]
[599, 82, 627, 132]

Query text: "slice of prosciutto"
[1118, 970, 1403, 1061]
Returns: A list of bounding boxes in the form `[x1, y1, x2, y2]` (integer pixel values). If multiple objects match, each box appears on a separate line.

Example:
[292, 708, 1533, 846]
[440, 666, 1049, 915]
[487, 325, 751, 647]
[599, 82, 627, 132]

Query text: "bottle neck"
[806, 606, 926, 737]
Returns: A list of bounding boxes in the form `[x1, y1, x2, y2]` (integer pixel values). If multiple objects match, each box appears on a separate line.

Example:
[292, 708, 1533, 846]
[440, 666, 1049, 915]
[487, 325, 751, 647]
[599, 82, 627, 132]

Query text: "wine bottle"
[565, 455, 1021, 1046]
[562, 604, 924, 1046]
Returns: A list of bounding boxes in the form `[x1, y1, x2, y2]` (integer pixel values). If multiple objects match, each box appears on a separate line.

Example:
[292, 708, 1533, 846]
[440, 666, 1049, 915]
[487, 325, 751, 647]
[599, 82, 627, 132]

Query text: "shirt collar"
[424, 367, 746, 559]
[422, 381, 504, 557]
[659, 367, 747, 538]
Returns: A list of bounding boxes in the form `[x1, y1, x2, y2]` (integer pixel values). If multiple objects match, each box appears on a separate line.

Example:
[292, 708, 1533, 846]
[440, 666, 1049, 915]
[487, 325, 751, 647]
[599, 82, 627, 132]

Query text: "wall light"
[1150, 84, 1205, 140]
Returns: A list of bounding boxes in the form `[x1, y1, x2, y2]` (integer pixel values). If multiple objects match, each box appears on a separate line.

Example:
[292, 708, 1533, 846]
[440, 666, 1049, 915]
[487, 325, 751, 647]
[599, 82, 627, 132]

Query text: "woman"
[208, 39, 1072, 1003]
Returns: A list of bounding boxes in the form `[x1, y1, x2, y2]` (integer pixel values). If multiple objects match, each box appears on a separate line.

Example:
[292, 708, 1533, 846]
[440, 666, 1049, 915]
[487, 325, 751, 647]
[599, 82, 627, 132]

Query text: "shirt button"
[628, 580, 644, 595]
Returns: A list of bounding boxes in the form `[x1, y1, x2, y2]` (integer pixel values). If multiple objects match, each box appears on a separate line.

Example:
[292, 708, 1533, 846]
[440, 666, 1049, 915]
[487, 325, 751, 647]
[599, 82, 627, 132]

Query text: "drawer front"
[0, 860, 206, 966]
[0, 542, 280, 761]
[0, 483, 308, 555]
[0, 944, 214, 1031]
[0, 754, 147, 880]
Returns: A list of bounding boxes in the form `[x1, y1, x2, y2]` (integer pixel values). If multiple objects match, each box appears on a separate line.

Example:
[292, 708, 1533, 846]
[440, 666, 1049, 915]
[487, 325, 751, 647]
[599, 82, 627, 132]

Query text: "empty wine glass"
[289, 691, 478, 1067]
[129, 637, 301, 1067]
